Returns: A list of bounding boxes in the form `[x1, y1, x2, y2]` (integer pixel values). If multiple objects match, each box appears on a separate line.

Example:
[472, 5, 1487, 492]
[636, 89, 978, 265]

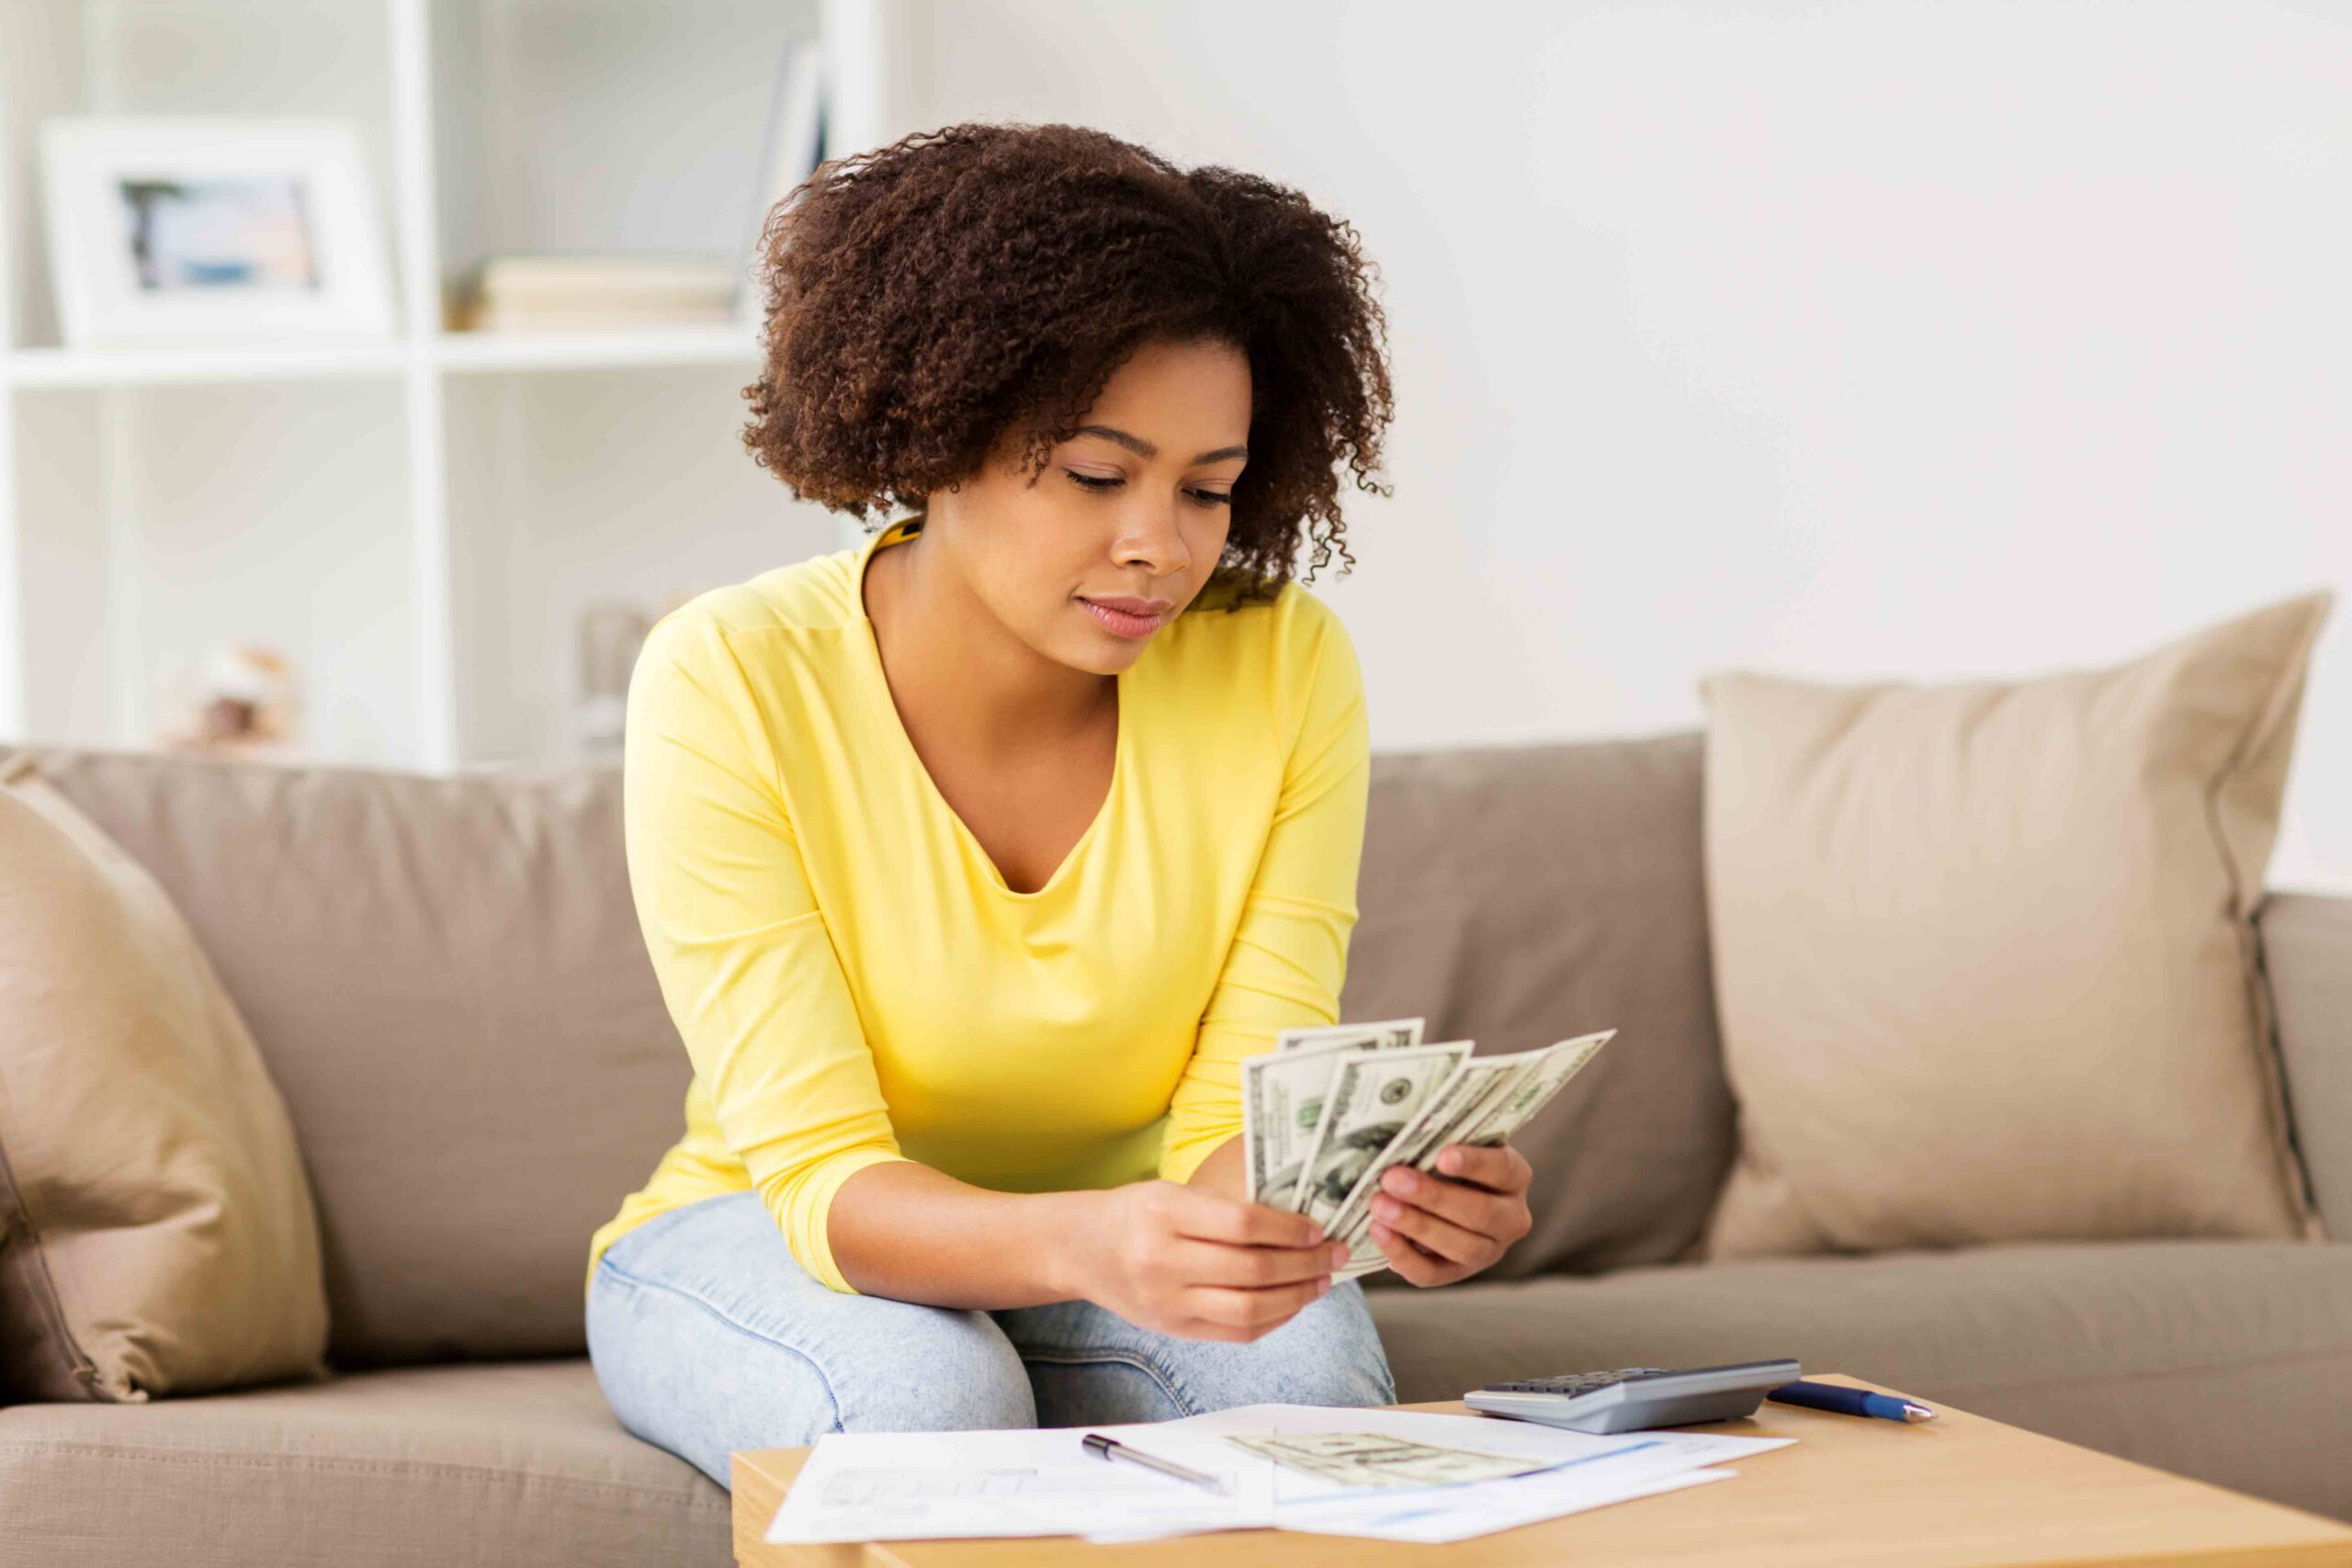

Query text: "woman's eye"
[1062, 470, 1231, 508]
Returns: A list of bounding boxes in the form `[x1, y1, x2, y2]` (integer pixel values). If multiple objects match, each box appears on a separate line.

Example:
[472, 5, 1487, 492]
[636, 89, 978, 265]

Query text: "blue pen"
[1767, 1381, 1936, 1423]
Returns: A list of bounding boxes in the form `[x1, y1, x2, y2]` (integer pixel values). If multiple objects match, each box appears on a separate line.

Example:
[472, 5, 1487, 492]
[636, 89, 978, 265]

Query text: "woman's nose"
[1115, 510, 1191, 575]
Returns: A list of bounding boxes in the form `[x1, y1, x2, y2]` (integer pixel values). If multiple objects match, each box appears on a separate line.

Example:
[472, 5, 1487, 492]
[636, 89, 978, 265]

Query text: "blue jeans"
[586, 1190, 1397, 1489]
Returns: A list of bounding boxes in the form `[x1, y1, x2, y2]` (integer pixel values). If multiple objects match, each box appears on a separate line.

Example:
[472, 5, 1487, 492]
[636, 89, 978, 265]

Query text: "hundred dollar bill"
[1243, 1051, 1340, 1213]
[1221, 1432, 1550, 1490]
[1444, 1029, 1615, 1149]
[1321, 1052, 1535, 1243]
[1274, 1017, 1424, 1055]
[1333, 1029, 1619, 1262]
[1244, 1020, 1430, 1210]
[1332, 1227, 1389, 1280]
[1328, 1070, 1510, 1274]
[1293, 1040, 1473, 1227]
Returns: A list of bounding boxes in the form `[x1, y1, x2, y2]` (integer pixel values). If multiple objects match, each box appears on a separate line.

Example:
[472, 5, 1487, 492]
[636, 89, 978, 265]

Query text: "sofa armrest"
[2258, 892, 2352, 1238]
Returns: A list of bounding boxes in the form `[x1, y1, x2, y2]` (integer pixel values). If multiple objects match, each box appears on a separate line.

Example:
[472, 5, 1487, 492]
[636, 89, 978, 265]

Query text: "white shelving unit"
[0, 0, 909, 772]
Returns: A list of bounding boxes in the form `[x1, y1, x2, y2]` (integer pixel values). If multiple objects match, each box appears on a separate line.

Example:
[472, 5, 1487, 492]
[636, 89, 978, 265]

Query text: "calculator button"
[1484, 1368, 1676, 1397]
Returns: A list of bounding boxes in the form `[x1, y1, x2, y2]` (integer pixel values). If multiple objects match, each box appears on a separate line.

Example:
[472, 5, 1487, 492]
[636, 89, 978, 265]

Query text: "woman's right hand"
[1069, 1180, 1348, 1342]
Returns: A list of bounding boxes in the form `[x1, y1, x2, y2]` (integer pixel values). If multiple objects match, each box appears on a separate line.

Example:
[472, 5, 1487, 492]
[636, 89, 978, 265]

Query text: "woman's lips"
[1081, 599, 1168, 638]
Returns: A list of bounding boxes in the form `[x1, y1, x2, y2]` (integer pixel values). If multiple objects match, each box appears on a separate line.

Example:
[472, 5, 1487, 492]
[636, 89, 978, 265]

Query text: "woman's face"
[926, 334, 1250, 675]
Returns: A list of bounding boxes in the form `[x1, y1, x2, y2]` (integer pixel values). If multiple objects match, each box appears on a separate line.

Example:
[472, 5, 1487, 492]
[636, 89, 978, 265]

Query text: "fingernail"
[1372, 1195, 1399, 1220]
[1317, 1276, 1332, 1297]
[1389, 1168, 1419, 1193]
[1331, 1242, 1349, 1267]
[1439, 1149, 1461, 1174]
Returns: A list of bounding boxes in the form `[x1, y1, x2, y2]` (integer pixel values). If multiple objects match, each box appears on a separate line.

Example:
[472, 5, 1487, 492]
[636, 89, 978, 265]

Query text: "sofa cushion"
[0, 743, 692, 1369]
[0, 754, 328, 1402]
[1700, 592, 2330, 1258]
[1368, 1239, 2352, 1522]
[1341, 731, 1736, 1277]
[0, 1359, 728, 1568]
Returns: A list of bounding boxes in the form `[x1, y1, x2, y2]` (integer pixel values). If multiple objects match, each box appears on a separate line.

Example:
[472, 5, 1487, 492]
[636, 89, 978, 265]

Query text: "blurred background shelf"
[430, 325, 763, 375]
[6, 342, 413, 387]
[3, 325, 765, 387]
[0, 0, 908, 771]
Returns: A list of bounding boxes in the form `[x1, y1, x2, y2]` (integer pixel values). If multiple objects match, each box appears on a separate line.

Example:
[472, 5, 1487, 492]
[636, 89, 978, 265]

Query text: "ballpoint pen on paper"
[1767, 1381, 1937, 1423]
[1080, 1432, 1233, 1495]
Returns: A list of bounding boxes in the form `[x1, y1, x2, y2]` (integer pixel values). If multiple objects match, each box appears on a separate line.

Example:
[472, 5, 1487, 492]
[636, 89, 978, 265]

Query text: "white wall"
[899, 0, 2351, 894]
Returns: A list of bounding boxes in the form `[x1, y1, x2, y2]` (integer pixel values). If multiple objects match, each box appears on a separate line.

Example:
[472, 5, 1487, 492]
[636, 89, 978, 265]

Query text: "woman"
[584, 122, 1537, 1487]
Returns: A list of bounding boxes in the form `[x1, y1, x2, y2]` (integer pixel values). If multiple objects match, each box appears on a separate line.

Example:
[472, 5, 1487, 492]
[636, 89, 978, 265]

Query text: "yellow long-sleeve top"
[586, 515, 1373, 1295]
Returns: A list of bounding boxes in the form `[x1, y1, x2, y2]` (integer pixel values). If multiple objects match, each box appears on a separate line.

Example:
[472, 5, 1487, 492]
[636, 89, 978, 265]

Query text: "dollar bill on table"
[1293, 1040, 1475, 1228]
[1240, 1019, 1426, 1210]
[1220, 1432, 1553, 1492]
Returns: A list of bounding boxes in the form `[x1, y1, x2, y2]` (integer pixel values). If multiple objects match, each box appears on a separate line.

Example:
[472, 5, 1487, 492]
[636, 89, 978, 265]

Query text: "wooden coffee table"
[731, 1374, 2352, 1567]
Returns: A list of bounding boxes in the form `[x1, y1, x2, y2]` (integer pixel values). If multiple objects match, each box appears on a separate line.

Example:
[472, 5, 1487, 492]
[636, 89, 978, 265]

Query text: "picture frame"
[38, 115, 395, 348]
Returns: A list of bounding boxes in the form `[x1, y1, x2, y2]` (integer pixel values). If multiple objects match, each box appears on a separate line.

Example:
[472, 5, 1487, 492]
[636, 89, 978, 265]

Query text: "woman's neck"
[864, 526, 1115, 760]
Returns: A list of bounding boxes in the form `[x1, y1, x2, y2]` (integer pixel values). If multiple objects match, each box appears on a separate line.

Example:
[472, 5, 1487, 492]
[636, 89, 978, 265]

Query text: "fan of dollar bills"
[1241, 1018, 1616, 1280]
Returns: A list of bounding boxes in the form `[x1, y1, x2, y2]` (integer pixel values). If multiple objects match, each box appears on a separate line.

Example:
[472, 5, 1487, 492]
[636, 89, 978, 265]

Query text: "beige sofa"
[2, 732, 2346, 1567]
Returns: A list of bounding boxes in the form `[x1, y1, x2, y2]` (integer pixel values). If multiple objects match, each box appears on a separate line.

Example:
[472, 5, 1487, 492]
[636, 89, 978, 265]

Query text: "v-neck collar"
[849, 518, 1129, 902]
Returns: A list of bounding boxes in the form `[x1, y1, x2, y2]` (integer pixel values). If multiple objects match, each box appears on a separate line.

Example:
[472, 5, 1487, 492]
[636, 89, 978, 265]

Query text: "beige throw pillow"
[0, 753, 329, 1400]
[1701, 592, 2332, 1258]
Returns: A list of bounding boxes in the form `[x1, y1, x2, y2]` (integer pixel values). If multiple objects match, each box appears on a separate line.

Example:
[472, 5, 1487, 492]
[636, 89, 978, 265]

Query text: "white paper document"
[1125, 1466, 1740, 1547]
[765, 1402, 1793, 1547]
[763, 1426, 1275, 1544]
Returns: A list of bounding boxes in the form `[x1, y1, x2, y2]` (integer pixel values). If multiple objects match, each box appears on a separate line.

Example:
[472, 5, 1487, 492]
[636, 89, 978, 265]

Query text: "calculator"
[1464, 1359, 1802, 1434]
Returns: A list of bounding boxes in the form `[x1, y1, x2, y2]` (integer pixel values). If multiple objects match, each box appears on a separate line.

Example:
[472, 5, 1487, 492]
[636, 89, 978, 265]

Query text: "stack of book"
[453, 254, 740, 332]
[450, 36, 822, 335]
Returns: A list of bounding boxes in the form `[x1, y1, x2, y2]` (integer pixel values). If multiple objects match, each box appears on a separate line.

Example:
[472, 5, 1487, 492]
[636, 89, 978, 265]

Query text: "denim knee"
[1165, 1280, 1396, 1413]
[997, 1278, 1396, 1427]
[586, 1192, 1040, 1488]
[827, 1306, 1037, 1434]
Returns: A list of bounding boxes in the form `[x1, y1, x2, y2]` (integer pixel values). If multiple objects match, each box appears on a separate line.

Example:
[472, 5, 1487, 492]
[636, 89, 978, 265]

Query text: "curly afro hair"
[740, 120, 1396, 606]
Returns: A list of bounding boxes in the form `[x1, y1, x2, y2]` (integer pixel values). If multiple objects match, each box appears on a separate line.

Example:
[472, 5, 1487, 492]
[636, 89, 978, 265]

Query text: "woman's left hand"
[1363, 1142, 1534, 1287]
